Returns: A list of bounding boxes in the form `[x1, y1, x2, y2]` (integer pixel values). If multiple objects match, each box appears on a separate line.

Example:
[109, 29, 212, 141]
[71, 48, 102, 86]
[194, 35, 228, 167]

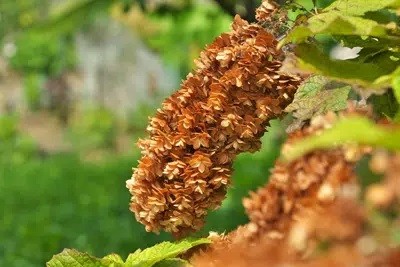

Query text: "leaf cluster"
[46, 238, 210, 267]
[279, 0, 400, 158]
[282, 0, 400, 90]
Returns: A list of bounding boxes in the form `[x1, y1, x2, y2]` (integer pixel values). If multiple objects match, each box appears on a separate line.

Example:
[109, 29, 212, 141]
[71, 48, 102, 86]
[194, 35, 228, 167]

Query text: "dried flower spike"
[127, 10, 301, 234]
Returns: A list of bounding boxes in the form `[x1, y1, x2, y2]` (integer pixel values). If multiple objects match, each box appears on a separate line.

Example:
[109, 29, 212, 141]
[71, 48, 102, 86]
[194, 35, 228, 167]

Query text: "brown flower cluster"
[127, 3, 301, 234]
[242, 112, 361, 240]
[190, 111, 400, 267]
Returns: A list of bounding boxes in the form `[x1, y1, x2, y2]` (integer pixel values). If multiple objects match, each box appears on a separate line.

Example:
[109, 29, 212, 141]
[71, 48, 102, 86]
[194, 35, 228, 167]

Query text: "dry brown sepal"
[126, 6, 301, 234]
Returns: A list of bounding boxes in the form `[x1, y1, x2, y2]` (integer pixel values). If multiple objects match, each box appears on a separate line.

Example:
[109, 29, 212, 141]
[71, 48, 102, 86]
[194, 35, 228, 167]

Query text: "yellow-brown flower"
[127, 12, 301, 234]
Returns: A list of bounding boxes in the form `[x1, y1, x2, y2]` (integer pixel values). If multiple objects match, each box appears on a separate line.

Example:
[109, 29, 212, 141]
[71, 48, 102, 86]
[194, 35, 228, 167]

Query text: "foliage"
[284, 75, 351, 125]
[0, 114, 18, 141]
[22, 0, 231, 75]
[283, 115, 400, 162]
[9, 0, 400, 266]
[9, 33, 75, 76]
[0, 153, 165, 267]
[281, 0, 400, 89]
[0, 129, 280, 266]
[277, 0, 400, 162]
[32, 0, 117, 35]
[0, 114, 38, 164]
[68, 107, 118, 150]
[129, 3, 231, 74]
[47, 238, 210, 267]
[22, 73, 44, 111]
[1, 0, 76, 78]
[0, 0, 48, 41]
[126, 102, 158, 140]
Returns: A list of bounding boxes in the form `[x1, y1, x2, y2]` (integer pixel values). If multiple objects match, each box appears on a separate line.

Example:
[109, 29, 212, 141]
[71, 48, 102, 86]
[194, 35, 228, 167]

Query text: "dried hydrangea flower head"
[127, 1, 301, 235]
[243, 112, 361, 240]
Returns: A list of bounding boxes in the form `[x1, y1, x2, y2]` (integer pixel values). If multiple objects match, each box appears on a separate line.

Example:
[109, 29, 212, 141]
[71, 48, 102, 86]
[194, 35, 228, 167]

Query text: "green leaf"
[324, 0, 400, 16]
[282, 116, 400, 162]
[47, 238, 209, 267]
[368, 90, 399, 118]
[282, 11, 396, 46]
[46, 249, 116, 267]
[339, 35, 400, 49]
[153, 258, 189, 267]
[294, 43, 392, 87]
[285, 75, 351, 124]
[125, 238, 210, 267]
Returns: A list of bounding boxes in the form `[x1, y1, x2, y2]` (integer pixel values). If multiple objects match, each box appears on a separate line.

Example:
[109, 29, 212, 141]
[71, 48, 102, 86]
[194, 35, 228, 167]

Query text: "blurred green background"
[0, 0, 333, 266]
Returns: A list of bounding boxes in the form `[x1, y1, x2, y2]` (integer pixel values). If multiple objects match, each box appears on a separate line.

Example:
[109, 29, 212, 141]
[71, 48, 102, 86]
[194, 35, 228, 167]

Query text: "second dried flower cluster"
[191, 110, 400, 267]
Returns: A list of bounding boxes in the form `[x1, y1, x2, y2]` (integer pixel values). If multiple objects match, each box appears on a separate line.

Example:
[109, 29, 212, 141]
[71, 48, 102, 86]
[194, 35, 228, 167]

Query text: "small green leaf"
[125, 238, 210, 267]
[285, 75, 350, 124]
[47, 249, 111, 267]
[282, 116, 400, 162]
[324, 0, 400, 16]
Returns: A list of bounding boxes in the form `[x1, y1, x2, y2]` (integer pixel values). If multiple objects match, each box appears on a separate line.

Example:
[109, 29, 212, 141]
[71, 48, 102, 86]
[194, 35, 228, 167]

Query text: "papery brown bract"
[127, 9, 301, 234]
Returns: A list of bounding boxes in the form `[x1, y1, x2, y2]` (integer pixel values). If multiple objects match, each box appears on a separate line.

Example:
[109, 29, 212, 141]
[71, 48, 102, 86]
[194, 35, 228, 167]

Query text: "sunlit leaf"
[285, 75, 350, 124]
[294, 43, 394, 87]
[324, 0, 400, 16]
[46, 249, 118, 267]
[125, 238, 210, 267]
[281, 11, 396, 46]
[282, 116, 400, 162]
[47, 238, 209, 267]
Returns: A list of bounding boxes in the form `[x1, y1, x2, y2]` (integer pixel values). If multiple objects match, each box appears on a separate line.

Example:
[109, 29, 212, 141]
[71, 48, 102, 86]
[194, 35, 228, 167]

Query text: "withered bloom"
[127, 2, 301, 234]
[243, 112, 361, 239]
